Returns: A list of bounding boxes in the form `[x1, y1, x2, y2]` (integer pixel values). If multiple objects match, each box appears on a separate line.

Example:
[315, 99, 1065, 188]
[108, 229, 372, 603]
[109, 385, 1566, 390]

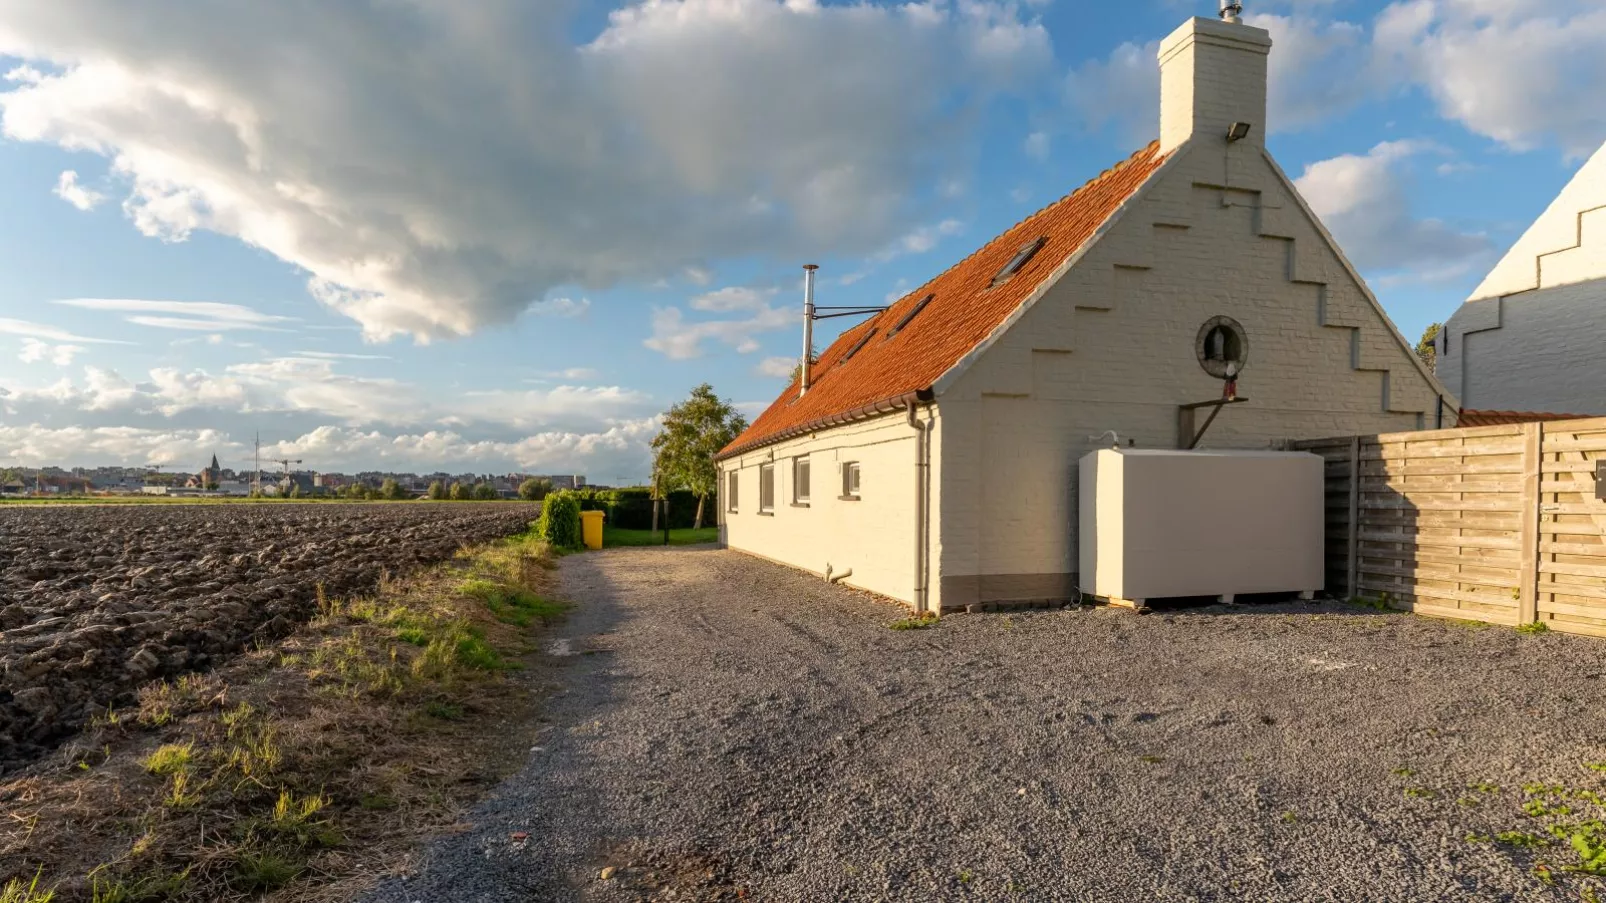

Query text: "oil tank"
[1078, 448, 1324, 604]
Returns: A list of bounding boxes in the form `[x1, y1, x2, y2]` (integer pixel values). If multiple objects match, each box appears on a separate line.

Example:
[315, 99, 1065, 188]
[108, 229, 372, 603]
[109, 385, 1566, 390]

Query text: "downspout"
[906, 404, 930, 615]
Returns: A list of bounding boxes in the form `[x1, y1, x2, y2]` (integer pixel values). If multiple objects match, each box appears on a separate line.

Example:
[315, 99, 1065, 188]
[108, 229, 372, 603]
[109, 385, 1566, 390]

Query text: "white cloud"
[18, 338, 86, 366]
[293, 350, 391, 361]
[643, 302, 793, 360]
[689, 286, 778, 313]
[527, 297, 591, 318]
[876, 218, 965, 261]
[756, 356, 796, 378]
[531, 367, 602, 382]
[1374, 0, 1606, 156]
[0, 317, 126, 344]
[1024, 130, 1049, 160]
[0, 0, 1050, 342]
[52, 298, 294, 331]
[53, 169, 104, 210]
[1295, 140, 1495, 285]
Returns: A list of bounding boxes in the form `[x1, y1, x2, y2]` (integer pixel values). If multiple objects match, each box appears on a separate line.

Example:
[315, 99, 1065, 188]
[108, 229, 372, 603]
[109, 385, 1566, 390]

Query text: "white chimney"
[1158, 14, 1273, 156]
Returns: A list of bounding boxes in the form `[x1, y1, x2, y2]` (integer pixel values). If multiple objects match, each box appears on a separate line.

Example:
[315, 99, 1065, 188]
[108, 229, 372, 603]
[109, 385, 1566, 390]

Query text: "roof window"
[842, 327, 878, 362]
[887, 294, 933, 338]
[991, 237, 1046, 288]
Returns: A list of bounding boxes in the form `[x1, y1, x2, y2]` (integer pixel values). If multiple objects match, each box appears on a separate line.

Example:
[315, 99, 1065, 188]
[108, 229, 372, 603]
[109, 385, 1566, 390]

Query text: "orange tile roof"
[719, 141, 1168, 459]
[1457, 409, 1596, 427]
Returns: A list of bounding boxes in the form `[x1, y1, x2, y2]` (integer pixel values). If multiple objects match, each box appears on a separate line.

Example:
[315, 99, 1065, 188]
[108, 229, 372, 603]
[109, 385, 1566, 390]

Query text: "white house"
[715, 11, 1455, 615]
[1436, 141, 1606, 417]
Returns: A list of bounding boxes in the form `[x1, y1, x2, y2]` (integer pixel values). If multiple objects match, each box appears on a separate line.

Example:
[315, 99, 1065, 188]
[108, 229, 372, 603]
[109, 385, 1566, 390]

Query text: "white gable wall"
[935, 139, 1448, 609]
[1439, 142, 1606, 414]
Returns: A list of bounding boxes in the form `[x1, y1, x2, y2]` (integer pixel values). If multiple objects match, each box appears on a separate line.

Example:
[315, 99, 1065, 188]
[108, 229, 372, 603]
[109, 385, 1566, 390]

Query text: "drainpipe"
[800, 265, 817, 398]
[906, 404, 930, 615]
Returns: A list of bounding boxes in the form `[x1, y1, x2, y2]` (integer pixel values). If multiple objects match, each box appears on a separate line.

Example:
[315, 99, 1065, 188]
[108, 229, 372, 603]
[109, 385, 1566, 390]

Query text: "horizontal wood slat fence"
[1292, 418, 1606, 637]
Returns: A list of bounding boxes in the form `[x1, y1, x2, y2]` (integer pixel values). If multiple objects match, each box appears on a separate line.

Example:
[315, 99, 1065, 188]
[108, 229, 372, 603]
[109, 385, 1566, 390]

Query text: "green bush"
[448, 482, 470, 501]
[535, 490, 583, 549]
[472, 483, 499, 501]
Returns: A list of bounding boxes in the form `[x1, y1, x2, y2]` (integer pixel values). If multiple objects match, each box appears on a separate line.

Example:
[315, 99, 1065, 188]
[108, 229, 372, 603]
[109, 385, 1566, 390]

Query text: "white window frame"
[793, 456, 811, 505]
[726, 469, 739, 513]
[841, 461, 861, 499]
[758, 463, 775, 514]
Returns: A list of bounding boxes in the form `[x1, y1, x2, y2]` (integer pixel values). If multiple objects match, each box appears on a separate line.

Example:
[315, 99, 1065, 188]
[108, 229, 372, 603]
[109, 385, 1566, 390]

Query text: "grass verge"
[0, 528, 565, 902]
[601, 526, 719, 547]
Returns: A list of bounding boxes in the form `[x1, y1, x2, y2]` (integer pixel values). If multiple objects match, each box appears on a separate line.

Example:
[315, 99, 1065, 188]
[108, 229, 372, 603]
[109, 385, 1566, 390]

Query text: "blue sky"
[0, 0, 1601, 481]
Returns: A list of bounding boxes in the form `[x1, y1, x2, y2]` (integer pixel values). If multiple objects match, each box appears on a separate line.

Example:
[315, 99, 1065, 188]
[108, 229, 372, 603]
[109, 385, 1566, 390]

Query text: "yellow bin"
[580, 510, 605, 550]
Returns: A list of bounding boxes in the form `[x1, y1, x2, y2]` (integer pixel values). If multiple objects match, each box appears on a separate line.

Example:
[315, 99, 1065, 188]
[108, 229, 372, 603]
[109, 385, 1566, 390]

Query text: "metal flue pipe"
[800, 264, 818, 398]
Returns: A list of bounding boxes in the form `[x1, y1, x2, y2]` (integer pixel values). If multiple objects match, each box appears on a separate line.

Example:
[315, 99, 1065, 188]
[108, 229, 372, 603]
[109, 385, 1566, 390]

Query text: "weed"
[1525, 798, 1574, 819]
[1525, 782, 1568, 797]
[1405, 787, 1436, 799]
[164, 772, 202, 809]
[1280, 811, 1298, 823]
[1393, 766, 1418, 778]
[424, 701, 464, 720]
[1586, 763, 1606, 774]
[1469, 781, 1501, 794]
[1587, 885, 1603, 903]
[957, 870, 974, 885]
[225, 722, 282, 780]
[1458, 797, 1481, 808]
[460, 578, 566, 627]
[0, 871, 53, 903]
[136, 673, 218, 727]
[1535, 862, 1556, 884]
[1138, 755, 1165, 764]
[142, 742, 193, 776]
[1495, 830, 1551, 850]
[268, 790, 339, 848]
[889, 613, 939, 631]
[1349, 593, 1397, 612]
[396, 626, 429, 646]
[232, 852, 302, 893]
[1517, 621, 1551, 636]
[88, 872, 188, 903]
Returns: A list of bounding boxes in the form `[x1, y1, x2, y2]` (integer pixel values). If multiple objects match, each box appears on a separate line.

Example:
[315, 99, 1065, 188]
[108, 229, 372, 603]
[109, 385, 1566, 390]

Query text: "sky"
[0, 0, 1601, 482]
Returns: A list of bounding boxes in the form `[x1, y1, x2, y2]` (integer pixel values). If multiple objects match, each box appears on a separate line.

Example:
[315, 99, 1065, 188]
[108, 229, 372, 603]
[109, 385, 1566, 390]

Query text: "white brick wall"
[938, 139, 1446, 594]
[719, 412, 941, 610]
[1159, 17, 1272, 155]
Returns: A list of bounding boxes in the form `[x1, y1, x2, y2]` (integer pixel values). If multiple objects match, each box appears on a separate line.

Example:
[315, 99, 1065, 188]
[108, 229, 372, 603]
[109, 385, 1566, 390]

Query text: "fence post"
[1347, 436, 1361, 599]
[1517, 421, 1542, 625]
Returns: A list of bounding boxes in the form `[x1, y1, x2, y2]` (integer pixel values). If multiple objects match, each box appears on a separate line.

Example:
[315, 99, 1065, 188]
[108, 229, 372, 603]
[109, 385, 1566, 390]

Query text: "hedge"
[572, 487, 702, 530]
[535, 489, 583, 549]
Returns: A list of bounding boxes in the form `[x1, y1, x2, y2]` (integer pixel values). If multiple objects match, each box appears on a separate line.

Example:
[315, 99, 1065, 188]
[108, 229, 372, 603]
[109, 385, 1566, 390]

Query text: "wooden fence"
[1292, 418, 1606, 637]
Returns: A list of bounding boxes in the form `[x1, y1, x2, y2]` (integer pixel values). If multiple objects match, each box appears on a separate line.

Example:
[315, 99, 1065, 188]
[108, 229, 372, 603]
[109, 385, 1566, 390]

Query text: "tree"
[1416, 322, 1443, 370]
[380, 478, 409, 501]
[288, 484, 303, 499]
[473, 483, 499, 501]
[449, 482, 470, 501]
[427, 480, 446, 500]
[518, 477, 552, 501]
[650, 383, 748, 530]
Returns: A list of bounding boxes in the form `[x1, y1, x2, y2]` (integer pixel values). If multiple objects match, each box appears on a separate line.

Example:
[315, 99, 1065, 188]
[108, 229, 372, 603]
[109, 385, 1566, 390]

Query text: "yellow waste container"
[580, 510, 605, 550]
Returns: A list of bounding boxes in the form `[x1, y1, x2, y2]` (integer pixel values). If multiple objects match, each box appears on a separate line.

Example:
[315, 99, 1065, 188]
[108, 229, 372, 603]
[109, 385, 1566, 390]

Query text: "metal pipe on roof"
[801, 265, 818, 398]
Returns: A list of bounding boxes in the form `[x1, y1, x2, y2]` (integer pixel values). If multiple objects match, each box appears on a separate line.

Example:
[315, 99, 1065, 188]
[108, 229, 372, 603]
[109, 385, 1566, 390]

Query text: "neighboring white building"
[1437, 142, 1606, 416]
[715, 13, 1455, 615]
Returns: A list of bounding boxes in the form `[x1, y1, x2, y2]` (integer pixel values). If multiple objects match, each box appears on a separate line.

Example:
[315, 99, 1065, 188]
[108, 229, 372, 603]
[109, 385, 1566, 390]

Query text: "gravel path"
[365, 547, 1606, 902]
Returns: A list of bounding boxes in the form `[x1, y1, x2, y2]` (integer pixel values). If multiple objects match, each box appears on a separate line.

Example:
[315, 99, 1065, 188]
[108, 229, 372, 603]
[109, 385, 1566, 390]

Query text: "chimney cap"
[803, 264, 819, 271]
[1219, 0, 1243, 23]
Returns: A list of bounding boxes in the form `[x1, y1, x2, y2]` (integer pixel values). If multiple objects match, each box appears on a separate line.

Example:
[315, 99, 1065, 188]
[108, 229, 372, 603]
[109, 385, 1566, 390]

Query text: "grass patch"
[601, 525, 719, 547]
[889, 613, 939, 631]
[1, 526, 564, 902]
[1516, 621, 1550, 635]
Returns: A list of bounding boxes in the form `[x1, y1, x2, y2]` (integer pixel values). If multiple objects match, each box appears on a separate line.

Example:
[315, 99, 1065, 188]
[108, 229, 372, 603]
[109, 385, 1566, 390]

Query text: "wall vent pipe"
[800, 265, 818, 398]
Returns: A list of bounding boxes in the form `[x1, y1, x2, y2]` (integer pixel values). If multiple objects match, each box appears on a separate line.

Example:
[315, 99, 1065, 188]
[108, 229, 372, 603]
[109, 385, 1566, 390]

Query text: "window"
[1194, 316, 1249, 380]
[842, 328, 877, 363]
[793, 457, 811, 505]
[990, 237, 1046, 287]
[759, 463, 775, 513]
[726, 469, 739, 512]
[841, 461, 861, 499]
[887, 294, 934, 338]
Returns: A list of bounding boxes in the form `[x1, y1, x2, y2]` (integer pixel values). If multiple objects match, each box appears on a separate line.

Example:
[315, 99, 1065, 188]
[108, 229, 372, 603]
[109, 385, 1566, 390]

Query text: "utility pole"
[253, 433, 261, 496]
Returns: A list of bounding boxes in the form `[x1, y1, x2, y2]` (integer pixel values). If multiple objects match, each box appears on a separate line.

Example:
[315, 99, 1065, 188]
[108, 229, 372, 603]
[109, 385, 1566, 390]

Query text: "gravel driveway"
[364, 546, 1606, 902]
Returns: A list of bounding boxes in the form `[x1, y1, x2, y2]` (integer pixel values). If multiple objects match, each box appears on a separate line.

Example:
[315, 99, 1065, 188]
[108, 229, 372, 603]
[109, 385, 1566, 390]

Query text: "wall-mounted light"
[1227, 122, 1253, 142]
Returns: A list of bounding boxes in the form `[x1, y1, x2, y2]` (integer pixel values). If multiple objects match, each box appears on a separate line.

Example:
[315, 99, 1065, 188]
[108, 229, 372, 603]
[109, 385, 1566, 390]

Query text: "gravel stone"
[364, 546, 1606, 902]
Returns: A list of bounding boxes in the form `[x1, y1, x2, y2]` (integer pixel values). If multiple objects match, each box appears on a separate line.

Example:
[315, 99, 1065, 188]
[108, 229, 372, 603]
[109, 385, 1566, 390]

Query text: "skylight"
[991, 237, 1046, 287]
[842, 328, 877, 362]
[887, 294, 933, 338]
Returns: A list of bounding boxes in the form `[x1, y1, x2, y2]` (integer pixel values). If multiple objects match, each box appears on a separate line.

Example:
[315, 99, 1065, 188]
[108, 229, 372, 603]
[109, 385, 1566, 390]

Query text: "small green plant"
[0, 871, 54, 903]
[142, 742, 193, 776]
[1524, 798, 1573, 819]
[1350, 593, 1397, 612]
[1495, 830, 1551, 850]
[1404, 787, 1436, 799]
[957, 870, 974, 885]
[889, 613, 939, 631]
[1469, 781, 1501, 794]
[1393, 766, 1418, 778]
[1457, 797, 1481, 808]
[424, 700, 464, 720]
[1138, 755, 1165, 765]
[1517, 621, 1551, 635]
[164, 772, 203, 809]
[232, 852, 302, 893]
[1280, 811, 1298, 823]
[1585, 763, 1606, 774]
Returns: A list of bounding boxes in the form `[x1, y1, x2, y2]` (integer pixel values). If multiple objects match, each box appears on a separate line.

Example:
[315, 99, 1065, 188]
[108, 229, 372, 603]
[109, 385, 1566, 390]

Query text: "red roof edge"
[1457, 409, 1595, 427]
[716, 389, 934, 462]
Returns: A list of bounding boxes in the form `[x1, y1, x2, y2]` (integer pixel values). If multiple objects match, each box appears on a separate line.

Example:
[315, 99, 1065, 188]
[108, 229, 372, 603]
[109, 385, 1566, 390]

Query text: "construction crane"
[271, 458, 303, 495]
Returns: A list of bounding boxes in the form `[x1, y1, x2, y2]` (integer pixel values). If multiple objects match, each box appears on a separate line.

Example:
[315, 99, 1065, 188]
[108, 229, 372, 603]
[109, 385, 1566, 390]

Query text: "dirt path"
[362, 546, 1606, 902]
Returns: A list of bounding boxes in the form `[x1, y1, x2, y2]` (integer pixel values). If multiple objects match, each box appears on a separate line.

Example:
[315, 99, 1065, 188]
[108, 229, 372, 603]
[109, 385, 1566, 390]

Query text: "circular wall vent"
[1196, 316, 1249, 379]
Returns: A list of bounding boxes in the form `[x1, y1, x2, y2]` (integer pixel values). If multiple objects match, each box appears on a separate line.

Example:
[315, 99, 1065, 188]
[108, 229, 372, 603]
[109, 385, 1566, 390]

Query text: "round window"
[1196, 316, 1249, 379]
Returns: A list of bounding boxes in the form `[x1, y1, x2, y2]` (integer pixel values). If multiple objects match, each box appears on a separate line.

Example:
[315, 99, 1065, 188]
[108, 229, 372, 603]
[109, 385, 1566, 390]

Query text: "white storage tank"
[1078, 448, 1324, 606]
